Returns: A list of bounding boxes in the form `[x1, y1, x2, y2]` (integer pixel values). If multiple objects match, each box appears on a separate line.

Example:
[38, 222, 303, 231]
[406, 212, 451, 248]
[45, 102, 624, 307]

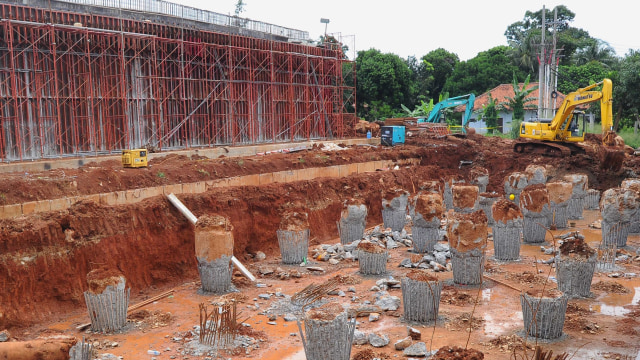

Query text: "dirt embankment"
[0, 166, 440, 329]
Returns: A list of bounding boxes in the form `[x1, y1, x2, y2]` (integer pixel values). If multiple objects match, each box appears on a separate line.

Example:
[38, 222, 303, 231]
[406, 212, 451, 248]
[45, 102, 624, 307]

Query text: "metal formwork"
[0, 2, 356, 161]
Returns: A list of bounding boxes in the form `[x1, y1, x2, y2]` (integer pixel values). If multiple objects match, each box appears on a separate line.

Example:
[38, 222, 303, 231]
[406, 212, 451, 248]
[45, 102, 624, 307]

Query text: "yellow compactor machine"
[121, 149, 148, 168]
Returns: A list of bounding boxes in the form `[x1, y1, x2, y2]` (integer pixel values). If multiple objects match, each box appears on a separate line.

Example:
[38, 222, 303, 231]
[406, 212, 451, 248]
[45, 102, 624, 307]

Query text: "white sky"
[174, 0, 639, 61]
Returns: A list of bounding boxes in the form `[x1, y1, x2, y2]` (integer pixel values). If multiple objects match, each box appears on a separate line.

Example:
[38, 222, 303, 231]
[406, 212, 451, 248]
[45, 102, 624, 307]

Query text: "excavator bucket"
[600, 132, 625, 171]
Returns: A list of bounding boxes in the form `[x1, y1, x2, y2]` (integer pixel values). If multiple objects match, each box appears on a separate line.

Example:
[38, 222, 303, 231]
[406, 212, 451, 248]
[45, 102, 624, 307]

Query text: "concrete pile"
[83, 269, 130, 333]
[277, 211, 310, 264]
[563, 174, 588, 220]
[504, 172, 529, 205]
[401, 270, 442, 323]
[478, 192, 500, 225]
[469, 166, 489, 193]
[195, 214, 234, 293]
[418, 180, 444, 195]
[410, 193, 444, 253]
[519, 184, 552, 243]
[357, 241, 388, 275]
[452, 184, 479, 213]
[556, 236, 597, 298]
[600, 187, 639, 247]
[585, 189, 601, 210]
[447, 210, 488, 285]
[443, 178, 464, 210]
[520, 289, 568, 340]
[381, 188, 409, 232]
[525, 164, 548, 185]
[299, 302, 356, 360]
[491, 198, 523, 261]
[337, 199, 368, 244]
[545, 181, 573, 230]
[621, 178, 640, 234]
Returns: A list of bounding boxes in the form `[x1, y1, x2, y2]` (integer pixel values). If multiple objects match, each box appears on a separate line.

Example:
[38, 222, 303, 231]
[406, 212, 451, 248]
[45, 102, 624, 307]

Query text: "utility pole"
[538, 5, 545, 119]
[537, 6, 562, 119]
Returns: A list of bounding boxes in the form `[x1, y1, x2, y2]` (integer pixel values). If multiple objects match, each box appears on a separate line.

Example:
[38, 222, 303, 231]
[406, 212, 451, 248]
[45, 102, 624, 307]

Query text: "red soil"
[519, 184, 550, 212]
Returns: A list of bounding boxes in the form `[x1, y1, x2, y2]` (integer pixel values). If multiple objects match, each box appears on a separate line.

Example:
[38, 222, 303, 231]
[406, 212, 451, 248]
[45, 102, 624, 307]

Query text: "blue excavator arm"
[424, 94, 476, 132]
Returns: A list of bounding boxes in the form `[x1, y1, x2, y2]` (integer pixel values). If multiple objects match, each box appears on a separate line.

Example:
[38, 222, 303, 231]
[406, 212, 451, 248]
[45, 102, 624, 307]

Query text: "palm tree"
[572, 39, 617, 67]
[502, 73, 539, 121]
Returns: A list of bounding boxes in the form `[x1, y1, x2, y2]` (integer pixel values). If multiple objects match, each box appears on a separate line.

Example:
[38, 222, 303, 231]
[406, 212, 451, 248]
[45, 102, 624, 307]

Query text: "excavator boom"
[421, 94, 475, 133]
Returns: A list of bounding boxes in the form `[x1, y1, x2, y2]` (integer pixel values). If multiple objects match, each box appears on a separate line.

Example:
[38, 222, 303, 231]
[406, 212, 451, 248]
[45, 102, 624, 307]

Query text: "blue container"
[381, 126, 405, 146]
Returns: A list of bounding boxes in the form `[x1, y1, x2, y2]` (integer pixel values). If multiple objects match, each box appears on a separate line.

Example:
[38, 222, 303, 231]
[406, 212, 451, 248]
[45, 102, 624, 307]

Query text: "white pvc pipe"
[166, 193, 256, 282]
[166, 193, 198, 225]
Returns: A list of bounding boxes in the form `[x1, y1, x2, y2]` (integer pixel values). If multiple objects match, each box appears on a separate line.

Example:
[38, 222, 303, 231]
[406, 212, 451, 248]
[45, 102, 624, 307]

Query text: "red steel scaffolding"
[0, 3, 356, 161]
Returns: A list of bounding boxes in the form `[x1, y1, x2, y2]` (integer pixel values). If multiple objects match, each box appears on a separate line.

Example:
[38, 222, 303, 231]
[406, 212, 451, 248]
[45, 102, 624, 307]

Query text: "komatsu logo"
[575, 94, 593, 101]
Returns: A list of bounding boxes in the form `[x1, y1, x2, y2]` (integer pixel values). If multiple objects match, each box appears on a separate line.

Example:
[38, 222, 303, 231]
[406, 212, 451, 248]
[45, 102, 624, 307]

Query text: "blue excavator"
[417, 94, 476, 134]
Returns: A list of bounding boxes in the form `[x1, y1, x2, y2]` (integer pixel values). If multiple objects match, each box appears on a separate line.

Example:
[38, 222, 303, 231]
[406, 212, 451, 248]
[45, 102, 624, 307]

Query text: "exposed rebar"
[199, 301, 240, 349]
[358, 250, 388, 275]
[584, 189, 600, 210]
[522, 215, 550, 243]
[492, 220, 522, 261]
[337, 203, 367, 244]
[69, 338, 93, 360]
[556, 254, 596, 298]
[411, 225, 440, 253]
[601, 220, 631, 248]
[450, 248, 485, 286]
[596, 242, 617, 272]
[297, 305, 356, 360]
[84, 284, 131, 333]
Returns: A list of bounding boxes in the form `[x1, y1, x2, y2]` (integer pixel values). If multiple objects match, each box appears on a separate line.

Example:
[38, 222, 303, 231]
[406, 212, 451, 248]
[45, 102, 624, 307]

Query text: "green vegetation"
[156, 171, 166, 178]
[237, 159, 244, 166]
[198, 168, 210, 177]
[354, 5, 640, 130]
[617, 128, 640, 149]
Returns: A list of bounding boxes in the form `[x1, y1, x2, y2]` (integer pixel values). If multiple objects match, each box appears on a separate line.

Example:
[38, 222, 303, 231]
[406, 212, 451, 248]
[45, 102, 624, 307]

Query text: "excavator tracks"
[513, 140, 572, 157]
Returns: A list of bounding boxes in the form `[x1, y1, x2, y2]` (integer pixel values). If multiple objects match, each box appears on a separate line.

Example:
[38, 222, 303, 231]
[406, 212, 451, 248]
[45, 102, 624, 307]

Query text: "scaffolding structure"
[0, 1, 356, 161]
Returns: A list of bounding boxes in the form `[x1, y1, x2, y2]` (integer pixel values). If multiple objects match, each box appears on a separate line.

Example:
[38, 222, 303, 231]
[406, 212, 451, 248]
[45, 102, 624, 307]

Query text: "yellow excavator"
[514, 78, 624, 170]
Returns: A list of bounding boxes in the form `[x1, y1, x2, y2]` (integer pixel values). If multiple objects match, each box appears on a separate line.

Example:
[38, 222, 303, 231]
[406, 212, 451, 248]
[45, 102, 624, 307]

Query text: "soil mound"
[419, 180, 443, 194]
[357, 241, 386, 254]
[525, 288, 564, 299]
[519, 184, 550, 212]
[546, 181, 573, 204]
[405, 270, 438, 282]
[280, 211, 309, 231]
[492, 199, 522, 223]
[592, 281, 630, 294]
[86, 268, 125, 294]
[383, 188, 408, 201]
[452, 185, 479, 209]
[305, 302, 344, 321]
[414, 193, 444, 221]
[196, 214, 232, 230]
[433, 345, 484, 359]
[559, 237, 595, 258]
[447, 210, 488, 251]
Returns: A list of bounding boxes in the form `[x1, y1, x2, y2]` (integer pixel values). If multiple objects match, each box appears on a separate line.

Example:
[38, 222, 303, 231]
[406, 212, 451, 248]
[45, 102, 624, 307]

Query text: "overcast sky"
[174, 0, 639, 61]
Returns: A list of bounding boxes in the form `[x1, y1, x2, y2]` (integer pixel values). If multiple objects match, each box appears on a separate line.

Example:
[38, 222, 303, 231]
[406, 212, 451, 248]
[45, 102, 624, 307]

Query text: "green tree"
[356, 49, 415, 120]
[613, 50, 640, 130]
[406, 55, 429, 102]
[421, 48, 459, 99]
[234, 0, 246, 16]
[572, 39, 618, 67]
[502, 73, 538, 121]
[443, 46, 529, 96]
[482, 94, 499, 134]
[505, 5, 593, 70]
[557, 62, 610, 95]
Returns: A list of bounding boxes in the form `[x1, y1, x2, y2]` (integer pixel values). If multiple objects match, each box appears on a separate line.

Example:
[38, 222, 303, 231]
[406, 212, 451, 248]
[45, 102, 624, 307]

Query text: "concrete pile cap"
[86, 268, 126, 294]
[546, 181, 573, 204]
[525, 164, 547, 184]
[281, 210, 309, 231]
[446, 210, 488, 251]
[413, 193, 444, 222]
[519, 184, 550, 213]
[600, 187, 639, 223]
[382, 188, 409, 208]
[357, 240, 386, 254]
[196, 214, 233, 231]
[492, 198, 523, 223]
[419, 180, 444, 195]
[305, 302, 345, 321]
[505, 172, 529, 190]
[621, 178, 640, 194]
[452, 184, 479, 209]
[563, 174, 588, 196]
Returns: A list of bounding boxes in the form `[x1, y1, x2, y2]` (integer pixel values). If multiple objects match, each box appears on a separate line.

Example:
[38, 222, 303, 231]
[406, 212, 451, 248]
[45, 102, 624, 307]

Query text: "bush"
[617, 127, 640, 148]
[510, 119, 522, 139]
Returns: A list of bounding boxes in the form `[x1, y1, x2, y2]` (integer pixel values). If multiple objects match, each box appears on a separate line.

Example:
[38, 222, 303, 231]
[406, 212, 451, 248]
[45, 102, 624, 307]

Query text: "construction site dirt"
[1, 134, 640, 359]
